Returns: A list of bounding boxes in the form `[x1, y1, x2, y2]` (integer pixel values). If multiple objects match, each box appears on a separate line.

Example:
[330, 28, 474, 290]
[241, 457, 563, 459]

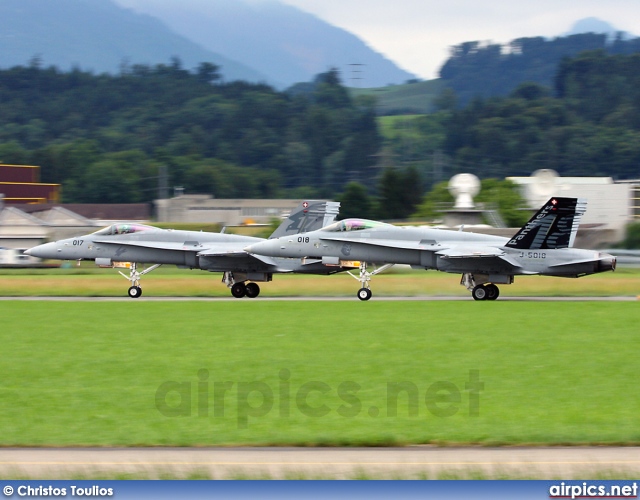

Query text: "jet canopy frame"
[92, 223, 158, 236]
[322, 219, 390, 233]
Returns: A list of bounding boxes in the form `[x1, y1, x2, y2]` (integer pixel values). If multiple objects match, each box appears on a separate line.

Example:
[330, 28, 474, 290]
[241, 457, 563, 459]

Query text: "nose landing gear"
[348, 262, 394, 301]
[118, 262, 162, 299]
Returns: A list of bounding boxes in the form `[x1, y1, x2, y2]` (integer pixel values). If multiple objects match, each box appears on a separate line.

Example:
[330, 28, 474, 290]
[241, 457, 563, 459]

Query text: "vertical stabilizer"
[269, 200, 340, 239]
[505, 197, 587, 250]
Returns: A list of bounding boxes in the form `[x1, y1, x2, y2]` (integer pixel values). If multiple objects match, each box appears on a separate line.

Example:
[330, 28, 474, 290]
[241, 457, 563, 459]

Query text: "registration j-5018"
[518, 251, 546, 258]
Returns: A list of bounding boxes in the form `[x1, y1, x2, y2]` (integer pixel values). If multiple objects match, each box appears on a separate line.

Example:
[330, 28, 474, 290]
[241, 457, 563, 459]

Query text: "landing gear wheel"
[245, 282, 260, 298]
[472, 284, 487, 301]
[357, 288, 372, 301]
[231, 282, 247, 298]
[118, 263, 160, 299]
[485, 284, 500, 301]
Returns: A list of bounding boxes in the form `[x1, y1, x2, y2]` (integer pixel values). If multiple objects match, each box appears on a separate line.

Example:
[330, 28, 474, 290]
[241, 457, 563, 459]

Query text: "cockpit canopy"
[92, 223, 157, 236]
[321, 219, 390, 232]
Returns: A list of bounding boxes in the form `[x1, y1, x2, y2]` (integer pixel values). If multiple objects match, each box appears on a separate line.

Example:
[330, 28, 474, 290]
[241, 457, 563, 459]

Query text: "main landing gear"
[471, 283, 499, 301]
[118, 262, 162, 299]
[461, 273, 508, 301]
[223, 272, 261, 299]
[348, 262, 394, 301]
[230, 281, 260, 298]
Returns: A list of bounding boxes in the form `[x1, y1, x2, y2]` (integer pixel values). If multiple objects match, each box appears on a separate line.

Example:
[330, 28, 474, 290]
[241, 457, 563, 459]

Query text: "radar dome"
[530, 169, 558, 200]
[448, 173, 480, 209]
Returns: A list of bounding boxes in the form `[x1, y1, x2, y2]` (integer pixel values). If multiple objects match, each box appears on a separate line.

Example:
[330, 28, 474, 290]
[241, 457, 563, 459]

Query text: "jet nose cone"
[244, 240, 280, 256]
[25, 242, 58, 259]
[244, 243, 262, 254]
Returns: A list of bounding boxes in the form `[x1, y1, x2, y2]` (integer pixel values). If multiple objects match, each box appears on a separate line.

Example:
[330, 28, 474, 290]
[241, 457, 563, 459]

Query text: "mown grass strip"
[1, 301, 638, 446]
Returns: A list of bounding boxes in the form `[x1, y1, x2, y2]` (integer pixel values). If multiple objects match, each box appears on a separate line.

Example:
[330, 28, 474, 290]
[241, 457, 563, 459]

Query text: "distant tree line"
[0, 61, 380, 203]
[2, 49, 640, 225]
[440, 33, 640, 105]
[440, 51, 640, 180]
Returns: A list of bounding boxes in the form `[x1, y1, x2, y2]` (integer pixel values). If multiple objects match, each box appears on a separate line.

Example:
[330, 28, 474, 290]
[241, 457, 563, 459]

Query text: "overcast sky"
[116, 0, 640, 80]
[275, 0, 639, 79]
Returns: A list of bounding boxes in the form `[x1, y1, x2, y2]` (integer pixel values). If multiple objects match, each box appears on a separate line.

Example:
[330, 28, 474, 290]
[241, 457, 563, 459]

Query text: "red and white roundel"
[302, 201, 309, 208]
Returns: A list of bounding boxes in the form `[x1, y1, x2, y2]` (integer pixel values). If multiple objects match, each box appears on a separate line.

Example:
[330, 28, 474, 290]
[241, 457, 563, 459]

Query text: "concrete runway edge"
[1, 447, 639, 479]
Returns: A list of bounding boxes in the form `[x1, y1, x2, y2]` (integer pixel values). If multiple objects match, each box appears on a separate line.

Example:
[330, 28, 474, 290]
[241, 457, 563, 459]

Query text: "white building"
[507, 170, 640, 241]
[154, 195, 302, 225]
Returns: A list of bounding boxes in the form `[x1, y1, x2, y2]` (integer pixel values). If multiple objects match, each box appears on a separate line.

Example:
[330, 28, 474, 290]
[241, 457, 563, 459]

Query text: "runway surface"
[0, 296, 637, 302]
[1, 447, 639, 479]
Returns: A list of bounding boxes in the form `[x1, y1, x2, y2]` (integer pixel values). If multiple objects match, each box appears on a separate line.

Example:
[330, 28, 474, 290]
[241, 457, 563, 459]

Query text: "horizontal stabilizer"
[437, 247, 522, 268]
[197, 249, 248, 257]
[244, 253, 280, 267]
[198, 249, 278, 266]
[547, 257, 601, 268]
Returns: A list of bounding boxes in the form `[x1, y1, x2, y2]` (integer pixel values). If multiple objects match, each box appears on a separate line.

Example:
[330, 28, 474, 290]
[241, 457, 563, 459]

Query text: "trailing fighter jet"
[244, 198, 617, 300]
[25, 200, 351, 298]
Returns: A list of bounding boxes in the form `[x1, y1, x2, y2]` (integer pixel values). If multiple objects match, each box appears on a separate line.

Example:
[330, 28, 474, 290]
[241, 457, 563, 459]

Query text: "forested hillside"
[440, 33, 640, 104]
[1, 50, 639, 216]
[440, 51, 640, 180]
[0, 63, 380, 203]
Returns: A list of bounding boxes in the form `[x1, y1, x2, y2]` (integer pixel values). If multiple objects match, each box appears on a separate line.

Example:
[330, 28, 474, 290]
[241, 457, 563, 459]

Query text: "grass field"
[0, 266, 639, 297]
[350, 79, 444, 114]
[1, 300, 638, 446]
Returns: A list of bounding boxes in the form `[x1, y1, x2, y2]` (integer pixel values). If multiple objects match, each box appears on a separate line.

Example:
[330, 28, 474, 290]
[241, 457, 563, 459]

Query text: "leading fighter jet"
[244, 198, 617, 300]
[25, 200, 351, 298]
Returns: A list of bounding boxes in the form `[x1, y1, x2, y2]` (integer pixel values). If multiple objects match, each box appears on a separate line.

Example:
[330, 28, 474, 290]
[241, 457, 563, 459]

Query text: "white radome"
[448, 173, 481, 209]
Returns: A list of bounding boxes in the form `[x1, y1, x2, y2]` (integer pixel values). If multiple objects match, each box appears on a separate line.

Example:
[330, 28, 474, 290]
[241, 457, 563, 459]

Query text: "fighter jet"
[244, 198, 617, 300]
[25, 200, 351, 298]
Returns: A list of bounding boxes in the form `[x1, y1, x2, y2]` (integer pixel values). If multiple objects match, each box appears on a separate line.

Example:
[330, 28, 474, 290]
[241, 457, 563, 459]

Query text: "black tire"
[472, 284, 487, 301]
[245, 282, 260, 298]
[128, 286, 142, 298]
[485, 284, 500, 300]
[357, 288, 372, 301]
[231, 282, 247, 298]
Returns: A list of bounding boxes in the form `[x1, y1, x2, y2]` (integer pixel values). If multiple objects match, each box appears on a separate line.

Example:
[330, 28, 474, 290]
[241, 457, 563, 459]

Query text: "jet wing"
[318, 235, 442, 251]
[318, 235, 521, 267]
[93, 239, 280, 267]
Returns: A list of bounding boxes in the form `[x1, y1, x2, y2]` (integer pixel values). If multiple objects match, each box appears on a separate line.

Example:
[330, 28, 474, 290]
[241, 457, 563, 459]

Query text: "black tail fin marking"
[505, 197, 587, 250]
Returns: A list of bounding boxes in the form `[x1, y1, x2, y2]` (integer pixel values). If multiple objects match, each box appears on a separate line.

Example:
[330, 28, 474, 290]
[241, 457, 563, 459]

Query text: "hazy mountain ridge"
[565, 17, 635, 38]
[0, 0, 268, 82]
[114, 0, 417, 88]
[0, 0, 416, 88]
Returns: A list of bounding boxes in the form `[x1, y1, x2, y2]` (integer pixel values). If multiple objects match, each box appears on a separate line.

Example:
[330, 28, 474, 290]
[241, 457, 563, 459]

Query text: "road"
[1, 447, 639, 479]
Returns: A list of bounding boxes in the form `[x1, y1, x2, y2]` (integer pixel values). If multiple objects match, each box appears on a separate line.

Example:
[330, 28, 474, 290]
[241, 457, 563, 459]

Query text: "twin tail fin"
[505, 197, 587, 250]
